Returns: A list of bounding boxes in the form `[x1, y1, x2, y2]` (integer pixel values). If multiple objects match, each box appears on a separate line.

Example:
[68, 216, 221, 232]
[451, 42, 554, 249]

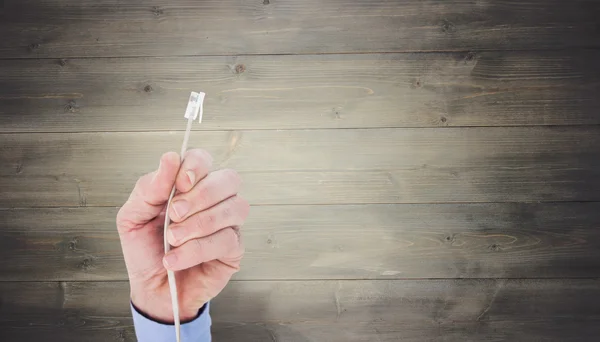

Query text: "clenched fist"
[116, 150, 249, 322]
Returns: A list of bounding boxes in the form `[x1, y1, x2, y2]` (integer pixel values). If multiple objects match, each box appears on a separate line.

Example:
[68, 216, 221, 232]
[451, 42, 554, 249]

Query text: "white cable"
[163, 92, 205, 342]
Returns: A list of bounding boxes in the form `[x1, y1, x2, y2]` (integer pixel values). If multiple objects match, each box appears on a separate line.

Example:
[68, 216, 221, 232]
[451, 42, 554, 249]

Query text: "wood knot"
[64, 100, 78, 113]
[59, 312, 84, 327]
[116, 330, 127, 342]
[28, 43, 41, 52]
[15, 163, 23, 175]
[440, 19, 455, 33]
[411, 78, 422, 89]
[59, 59, 68, 67]
[464, 51, 476, 62]
[489, 244, 501, 252]
[234, 64, 246, 74]
[263, 0, 270, 4]
[144, 85, 153, 93]
[79, 258, 93, 271]
[152, 6, 164, 17]
[267, 238, 272, 244]
[440, 116, 447, 124]
[332, 108, 342, 119]
[68, 238, 79, 251]
[444, 235, 456, 245]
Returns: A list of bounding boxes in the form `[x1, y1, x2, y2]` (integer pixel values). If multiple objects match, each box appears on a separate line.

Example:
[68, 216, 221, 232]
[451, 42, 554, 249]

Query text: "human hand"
[116, 150, 249, 322]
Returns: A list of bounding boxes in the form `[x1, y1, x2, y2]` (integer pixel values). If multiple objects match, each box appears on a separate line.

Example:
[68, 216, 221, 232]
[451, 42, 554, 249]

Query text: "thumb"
[117, 152, 180, 232]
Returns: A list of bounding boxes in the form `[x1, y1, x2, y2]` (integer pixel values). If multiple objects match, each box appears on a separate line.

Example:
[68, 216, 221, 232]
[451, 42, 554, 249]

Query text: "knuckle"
[193, 213, 211, 233]
[134, 176, 145, 192]
[227, 258, 242, 274]
[203, 213, 217, 230]
[161, 152, 172, 163]
[221, 202, 233, 220]
[221, 168, 241, 185]
[233, 196, 250, 220]
[115, 203, 138, 233]
[224, 228, 240, 248]
[206, 213, 217, 225]
[227, 227, 242, 247]
[132, 174, 150, 199]
[186, 149, 213, 169]
[192, 182, 212, 205]
[236, 237, 245, 256]
[189, 149, 208, 161]
[115, 207, 127, 228]
[200, 149, 214, 166]
[192, 238, 207, 258]
[219, 259, 241, 275]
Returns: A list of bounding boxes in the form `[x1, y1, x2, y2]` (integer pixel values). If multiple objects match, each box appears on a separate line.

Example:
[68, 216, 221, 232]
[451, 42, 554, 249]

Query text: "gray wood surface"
[1, 280, 599, 342]
[2, 0, 599, 58]
[2, 0, 600, 341]
[1, 203, 600, 281]
[1, 51, 599, 132]
[1, 127, 598, 207]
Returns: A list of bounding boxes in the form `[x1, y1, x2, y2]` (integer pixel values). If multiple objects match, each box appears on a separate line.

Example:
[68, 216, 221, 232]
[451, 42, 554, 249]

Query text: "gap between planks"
[3, 47, 600, 61]
[2, 277, 600, 283]
[3, 124, 600, 136]
[3, 200, 600, 210]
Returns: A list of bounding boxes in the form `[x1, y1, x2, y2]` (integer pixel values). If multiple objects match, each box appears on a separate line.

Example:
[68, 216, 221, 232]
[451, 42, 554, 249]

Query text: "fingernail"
[168, 227, 181, 244]
[163, 253, 178, 269]
[172, 200, 190, 219]
[186, 170, 196, 186]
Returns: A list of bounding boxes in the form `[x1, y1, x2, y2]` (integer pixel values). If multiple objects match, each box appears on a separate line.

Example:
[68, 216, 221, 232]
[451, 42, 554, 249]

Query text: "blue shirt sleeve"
[131, 302, 212, 342]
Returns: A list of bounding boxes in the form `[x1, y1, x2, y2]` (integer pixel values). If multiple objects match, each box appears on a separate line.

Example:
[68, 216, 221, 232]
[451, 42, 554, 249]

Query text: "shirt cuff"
[131, 301, 212, 342]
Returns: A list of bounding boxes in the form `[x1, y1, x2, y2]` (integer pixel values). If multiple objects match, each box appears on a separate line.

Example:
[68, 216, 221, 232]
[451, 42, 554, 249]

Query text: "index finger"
[116, 151, 180, 233]
[175, 149, 213, 193]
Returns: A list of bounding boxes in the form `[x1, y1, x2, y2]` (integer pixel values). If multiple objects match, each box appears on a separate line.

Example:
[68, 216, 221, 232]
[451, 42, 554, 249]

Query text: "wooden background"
[1, 0, 600, 341]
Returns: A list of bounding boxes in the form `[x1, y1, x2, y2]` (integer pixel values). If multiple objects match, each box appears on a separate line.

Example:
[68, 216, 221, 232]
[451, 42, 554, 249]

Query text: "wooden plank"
[1, 0, 599, 58]
[1, 127, 599, 207]
[1, 52, 599, 132]
[1, 203, 600, 281]
[1, 280, 599, 341]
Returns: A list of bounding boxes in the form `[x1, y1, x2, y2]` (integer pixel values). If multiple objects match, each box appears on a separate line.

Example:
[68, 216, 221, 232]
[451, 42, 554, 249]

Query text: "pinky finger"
[163, 227, 243, 271]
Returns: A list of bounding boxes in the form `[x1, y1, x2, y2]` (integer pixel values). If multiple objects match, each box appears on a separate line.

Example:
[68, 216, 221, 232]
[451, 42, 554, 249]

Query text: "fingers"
[163, 227, 244, 271]
[167, 195, 249, 247]
[175, 149, 213, 193]
[117, 152, 180, 232]
[168, 169, 242, 223]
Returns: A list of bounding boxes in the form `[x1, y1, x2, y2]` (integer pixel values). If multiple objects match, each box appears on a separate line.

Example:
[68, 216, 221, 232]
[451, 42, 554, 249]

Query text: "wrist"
[130, 288, 201, 323]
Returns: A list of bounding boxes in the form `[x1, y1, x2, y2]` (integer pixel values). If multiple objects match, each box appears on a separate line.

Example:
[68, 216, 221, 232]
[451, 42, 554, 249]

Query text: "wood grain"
[1, 1, 598, 341]
[1, 0, 599, 58]
[1, 52, 599, 132]
[1, 202, 599, 281]
[1, 127, 599, 207]
[1, 279, 599, 341]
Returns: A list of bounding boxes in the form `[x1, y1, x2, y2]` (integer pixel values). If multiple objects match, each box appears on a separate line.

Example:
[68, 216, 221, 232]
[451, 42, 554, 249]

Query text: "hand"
[116, 150, 249, 322]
